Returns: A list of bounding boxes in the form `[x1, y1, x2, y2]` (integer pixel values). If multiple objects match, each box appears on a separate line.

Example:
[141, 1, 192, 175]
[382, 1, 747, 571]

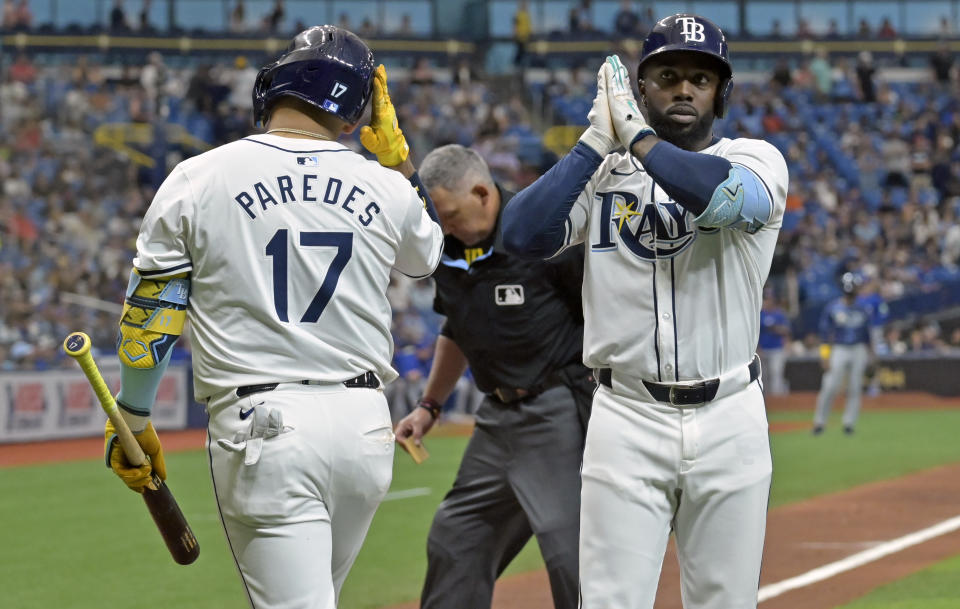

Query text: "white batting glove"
[604, 54, 656, 150]
[577, 61, 618, 156]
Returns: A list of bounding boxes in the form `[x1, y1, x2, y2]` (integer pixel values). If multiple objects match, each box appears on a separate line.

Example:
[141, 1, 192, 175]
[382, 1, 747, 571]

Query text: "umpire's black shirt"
[433, 185, 584, 395]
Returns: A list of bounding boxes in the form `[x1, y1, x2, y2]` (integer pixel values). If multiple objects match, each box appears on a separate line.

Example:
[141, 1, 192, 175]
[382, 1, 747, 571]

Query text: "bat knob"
[63, 332, 92, 358]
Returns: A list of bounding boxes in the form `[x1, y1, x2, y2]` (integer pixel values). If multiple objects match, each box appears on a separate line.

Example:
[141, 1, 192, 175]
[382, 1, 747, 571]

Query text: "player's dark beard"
[646, 105, 715, 151]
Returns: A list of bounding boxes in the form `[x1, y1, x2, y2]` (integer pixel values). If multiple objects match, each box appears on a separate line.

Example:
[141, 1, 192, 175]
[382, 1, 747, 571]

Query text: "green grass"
[2, 409, 959, 608]
[767, 409, 960, 507]
[835, 552, 960, 609]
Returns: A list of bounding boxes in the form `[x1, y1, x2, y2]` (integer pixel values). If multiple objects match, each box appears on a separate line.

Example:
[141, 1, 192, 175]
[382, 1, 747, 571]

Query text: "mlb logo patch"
[297, 156, 319, 166]
[495, 285, 524, 306]
[321, 99, 340, 113]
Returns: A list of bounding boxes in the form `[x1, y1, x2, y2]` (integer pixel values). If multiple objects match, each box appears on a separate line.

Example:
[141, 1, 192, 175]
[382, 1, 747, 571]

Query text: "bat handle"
[63, 332, 148, 467]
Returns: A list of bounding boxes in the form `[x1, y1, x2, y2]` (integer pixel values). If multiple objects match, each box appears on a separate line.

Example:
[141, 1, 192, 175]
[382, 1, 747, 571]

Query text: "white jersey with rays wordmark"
[564, 137, 788, 609]
[135, 133, 443, 399]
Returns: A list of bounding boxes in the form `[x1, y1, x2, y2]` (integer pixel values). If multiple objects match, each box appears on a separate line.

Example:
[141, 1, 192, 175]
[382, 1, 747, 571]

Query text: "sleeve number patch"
[266, 228, 353, 323]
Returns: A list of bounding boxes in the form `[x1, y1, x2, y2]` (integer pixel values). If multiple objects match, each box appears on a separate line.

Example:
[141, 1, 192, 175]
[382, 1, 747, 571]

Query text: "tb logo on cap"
[678, 17, 705, 42]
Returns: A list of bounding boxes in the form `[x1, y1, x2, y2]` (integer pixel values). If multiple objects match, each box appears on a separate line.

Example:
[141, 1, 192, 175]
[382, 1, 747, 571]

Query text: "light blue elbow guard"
[695, 166, 772, 234]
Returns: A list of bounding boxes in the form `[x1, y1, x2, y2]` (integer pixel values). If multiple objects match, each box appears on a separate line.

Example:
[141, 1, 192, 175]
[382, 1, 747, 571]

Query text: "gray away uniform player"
[104, 26, 443, 609]
[502, 14, 788, 609]
[813, 273, 873, 435]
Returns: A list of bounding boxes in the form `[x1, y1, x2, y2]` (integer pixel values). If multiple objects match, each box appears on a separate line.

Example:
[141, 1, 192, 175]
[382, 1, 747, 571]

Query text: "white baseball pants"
[579, 380, 771, 609]
[207, 382, 395, 609]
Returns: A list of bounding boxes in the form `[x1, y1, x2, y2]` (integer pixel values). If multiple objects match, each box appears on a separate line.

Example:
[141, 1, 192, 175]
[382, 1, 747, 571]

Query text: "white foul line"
[758, 514, 960, 602]
[383, 487, 432, 501]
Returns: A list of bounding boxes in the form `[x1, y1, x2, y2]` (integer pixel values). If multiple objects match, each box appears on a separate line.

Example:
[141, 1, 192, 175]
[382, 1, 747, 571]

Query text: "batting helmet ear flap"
[252, 60, 280, 127]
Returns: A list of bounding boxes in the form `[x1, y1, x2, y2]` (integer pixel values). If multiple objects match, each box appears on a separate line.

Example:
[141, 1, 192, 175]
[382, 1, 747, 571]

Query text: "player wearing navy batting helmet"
[108, 23, 443, 608]
[502, 12, 788, 609]
[813, 273, 874, 436]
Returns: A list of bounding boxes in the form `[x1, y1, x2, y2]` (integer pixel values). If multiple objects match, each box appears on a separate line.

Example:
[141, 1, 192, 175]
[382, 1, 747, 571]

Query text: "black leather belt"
[489, 363, 592, 404]
[597, 357, 760, 406]
[236, 372, 380, 398]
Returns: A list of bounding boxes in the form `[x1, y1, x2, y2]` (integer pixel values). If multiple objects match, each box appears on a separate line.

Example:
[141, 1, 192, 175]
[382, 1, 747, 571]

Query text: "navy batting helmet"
[253, 25, 375, 127]
[637, 14, 733, 118]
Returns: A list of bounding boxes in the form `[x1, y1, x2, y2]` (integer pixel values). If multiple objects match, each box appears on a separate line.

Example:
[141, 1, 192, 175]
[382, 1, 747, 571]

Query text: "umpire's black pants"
[420, 385, 586, 609]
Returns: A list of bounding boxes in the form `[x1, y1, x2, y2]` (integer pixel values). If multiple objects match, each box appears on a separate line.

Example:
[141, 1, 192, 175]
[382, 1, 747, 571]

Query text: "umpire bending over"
[394, 144, 592, 609]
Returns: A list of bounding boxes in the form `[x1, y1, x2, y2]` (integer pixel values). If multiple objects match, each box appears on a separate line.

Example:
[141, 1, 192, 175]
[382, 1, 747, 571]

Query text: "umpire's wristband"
[417, 398, 442, 420]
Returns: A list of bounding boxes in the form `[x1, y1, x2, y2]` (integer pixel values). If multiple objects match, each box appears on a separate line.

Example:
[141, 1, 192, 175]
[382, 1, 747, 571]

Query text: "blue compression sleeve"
[502, 142, 604, 259]
[642, 141, 733, 216]
[117, 348, 175, 417]
[409, 171, 439, 224]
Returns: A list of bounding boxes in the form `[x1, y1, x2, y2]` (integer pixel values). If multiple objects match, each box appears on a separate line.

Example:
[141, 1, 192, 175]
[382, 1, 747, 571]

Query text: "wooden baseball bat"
[63, 331, 200, 565]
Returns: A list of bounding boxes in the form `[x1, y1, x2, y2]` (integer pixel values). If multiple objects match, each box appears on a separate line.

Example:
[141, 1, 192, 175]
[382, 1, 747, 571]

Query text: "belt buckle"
[669, 384, 705, 406]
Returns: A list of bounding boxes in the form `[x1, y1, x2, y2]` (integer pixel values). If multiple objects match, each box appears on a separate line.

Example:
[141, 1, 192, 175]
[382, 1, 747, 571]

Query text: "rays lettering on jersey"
[592, 191, 698, 259]
[233, 174, 382, 227]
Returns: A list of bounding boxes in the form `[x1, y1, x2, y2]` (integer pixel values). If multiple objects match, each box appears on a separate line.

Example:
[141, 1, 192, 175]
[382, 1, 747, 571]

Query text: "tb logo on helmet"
[677, 17, 705, 42]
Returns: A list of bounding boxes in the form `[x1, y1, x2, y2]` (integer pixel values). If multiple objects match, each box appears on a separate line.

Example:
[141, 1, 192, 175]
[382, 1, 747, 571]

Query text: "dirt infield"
[0, 428, 209, 468]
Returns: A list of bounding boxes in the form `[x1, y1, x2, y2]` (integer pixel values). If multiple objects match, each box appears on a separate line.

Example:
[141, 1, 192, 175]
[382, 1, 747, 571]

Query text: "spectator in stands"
[929, 43, 955, 88]
[139, 0, 153, 32]
[909, 321, 946, 352]
[8, 52, 36, 84]
[613, 0, 639, 38]
[809, 48, 832, 100]
[265, 0, 284, 33]
[823, 19, 841, 39]
[857, 18, 872, 37]
[796, 18, 813, 40]
[513, 0, 531, 68]
[1, 0, 15, 29]
[884, 326, 908, 355]
[878, 17, 897, 39]
[395, 14, 413, 37]
[770, 19, 783, 39]
[568, 0, 593, 35]
[7, 0, 29, 30]
[140, 51, 167, 115]
[410, 57, 435, 86]
[452, 56, 477, 86]
[792, 57, 814, 89]
[855, 51, 876, 103]
[229, 0, 246, 33]
[109, 0, 129, 33]
[939, 16, 954, 38]
[948, 327, 960, 350]
[771, 58, 792, 89]
[359, 17, 378, 38]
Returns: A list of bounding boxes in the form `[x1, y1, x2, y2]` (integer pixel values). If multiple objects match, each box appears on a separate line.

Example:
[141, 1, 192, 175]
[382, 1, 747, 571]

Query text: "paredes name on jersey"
[234, 173, 382, 227]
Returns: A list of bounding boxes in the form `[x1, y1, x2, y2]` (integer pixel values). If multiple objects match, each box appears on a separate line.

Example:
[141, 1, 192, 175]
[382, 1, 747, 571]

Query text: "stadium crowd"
[2, 44, 960, 397]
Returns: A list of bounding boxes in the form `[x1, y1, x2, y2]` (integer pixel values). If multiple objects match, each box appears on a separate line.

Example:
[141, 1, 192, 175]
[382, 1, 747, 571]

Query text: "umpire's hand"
[394, 406, 436, 452]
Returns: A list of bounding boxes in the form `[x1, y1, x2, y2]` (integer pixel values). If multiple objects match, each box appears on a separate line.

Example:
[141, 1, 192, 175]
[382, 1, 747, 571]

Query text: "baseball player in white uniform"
[502, 14, 788, 609]
[102, 26, 442, 609]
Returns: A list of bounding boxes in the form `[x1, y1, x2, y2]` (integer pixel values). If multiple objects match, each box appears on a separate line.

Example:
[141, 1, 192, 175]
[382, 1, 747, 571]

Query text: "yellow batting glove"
[359, 64, 410, 167]
[104, 420, 167, 493]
